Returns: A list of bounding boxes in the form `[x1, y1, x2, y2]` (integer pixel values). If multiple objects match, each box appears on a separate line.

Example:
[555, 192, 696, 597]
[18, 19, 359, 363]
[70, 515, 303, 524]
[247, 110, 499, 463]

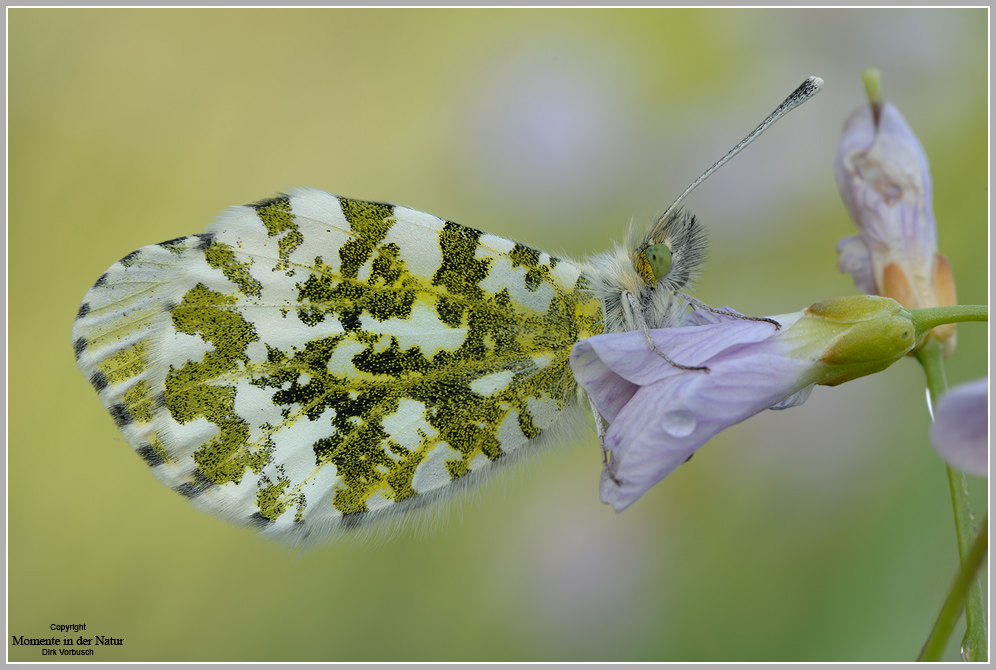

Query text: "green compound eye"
[644, 243, 673, 282]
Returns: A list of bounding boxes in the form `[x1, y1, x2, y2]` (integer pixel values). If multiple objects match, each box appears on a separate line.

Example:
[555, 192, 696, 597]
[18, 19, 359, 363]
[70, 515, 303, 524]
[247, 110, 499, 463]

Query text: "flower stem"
[862, 68, 884, 124]
[918, 519, 989, 661]
[914, 340, 987, 662]
[909, 305, 988, 335]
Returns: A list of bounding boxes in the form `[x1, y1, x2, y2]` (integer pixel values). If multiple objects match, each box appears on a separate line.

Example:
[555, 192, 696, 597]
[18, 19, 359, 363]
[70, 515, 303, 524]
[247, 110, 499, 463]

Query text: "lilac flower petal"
[835, 102, 940, 310]
[571, 311, 797, 425]
[930, 378, 988, 477]
[574, 312, 810, 512]
[835, 103, 935, 250]
[572, 296, 919, 512]
[836, 235, 876, 295]
[595, 334, 817, 511]
[575, 315, 785, 386]
[683, 306, 748, 326]
[569, 340, 639, 423]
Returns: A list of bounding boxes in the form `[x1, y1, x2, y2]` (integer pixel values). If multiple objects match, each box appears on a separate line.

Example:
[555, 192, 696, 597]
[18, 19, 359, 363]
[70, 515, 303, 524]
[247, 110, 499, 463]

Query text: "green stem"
[862, 68, 884, 124]
[909, 305, 988, 335]
[918, 520, 989, 661]
[914, 340, 987, 662]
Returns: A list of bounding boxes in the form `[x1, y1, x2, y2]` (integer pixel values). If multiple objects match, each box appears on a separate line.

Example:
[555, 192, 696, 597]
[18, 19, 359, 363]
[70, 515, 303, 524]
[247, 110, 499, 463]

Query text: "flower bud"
[835, 93, 956, 355]
[794, 295, 916, 385]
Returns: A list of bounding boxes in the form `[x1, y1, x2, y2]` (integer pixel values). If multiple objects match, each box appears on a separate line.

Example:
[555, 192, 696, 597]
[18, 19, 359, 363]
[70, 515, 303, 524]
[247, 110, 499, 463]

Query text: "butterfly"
[72, 77, 822, 545]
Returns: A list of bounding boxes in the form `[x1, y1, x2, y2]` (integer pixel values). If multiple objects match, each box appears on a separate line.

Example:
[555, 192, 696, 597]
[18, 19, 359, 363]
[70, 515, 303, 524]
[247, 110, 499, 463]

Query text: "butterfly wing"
[72, 188, 602, 543]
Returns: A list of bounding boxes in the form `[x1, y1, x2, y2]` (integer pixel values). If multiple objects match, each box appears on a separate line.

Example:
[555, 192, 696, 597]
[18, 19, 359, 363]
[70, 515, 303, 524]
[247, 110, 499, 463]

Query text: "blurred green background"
[9, 8, 987, 662]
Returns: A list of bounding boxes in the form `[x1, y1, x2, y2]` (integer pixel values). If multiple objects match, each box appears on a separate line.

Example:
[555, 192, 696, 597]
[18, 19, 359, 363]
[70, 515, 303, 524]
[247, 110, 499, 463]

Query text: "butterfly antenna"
[662, 76, 824, 219]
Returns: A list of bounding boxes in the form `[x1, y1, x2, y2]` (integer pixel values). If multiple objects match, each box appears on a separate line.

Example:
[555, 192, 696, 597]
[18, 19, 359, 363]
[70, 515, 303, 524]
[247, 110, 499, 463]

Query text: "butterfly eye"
[644, 243, 673, 282]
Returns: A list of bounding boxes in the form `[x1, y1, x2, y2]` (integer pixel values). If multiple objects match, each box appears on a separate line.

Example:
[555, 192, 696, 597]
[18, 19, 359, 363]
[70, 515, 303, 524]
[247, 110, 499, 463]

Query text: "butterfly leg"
[588, 394, 626, 487]
[623, 291, 709, 372]
[678, 292, 782, 330]
[587, 395, 608, 459]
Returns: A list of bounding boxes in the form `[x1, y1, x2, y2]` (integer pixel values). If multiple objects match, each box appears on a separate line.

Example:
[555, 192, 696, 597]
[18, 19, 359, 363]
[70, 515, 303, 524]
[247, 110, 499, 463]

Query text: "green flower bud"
[786, 295, 917, 386]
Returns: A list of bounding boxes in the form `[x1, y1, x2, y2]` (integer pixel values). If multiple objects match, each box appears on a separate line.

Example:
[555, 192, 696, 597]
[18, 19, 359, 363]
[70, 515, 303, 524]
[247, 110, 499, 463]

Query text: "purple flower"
[571, 296, 921, 512]
[930, 378, 988, 477]
[835, 96, 957, 354]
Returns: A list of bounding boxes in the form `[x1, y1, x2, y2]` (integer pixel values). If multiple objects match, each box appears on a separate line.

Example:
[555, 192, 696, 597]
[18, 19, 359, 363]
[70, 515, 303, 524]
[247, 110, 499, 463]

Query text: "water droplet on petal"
[660, 410, 696, 437]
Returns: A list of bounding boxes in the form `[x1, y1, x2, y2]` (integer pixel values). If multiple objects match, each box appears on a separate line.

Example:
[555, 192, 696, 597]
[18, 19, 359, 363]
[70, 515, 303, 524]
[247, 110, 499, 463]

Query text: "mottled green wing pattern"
[73, 188, 603, 544]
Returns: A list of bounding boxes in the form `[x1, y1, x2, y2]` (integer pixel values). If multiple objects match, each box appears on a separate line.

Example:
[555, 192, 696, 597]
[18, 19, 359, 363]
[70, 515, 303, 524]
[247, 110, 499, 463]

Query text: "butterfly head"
[632, 208, 707, 293]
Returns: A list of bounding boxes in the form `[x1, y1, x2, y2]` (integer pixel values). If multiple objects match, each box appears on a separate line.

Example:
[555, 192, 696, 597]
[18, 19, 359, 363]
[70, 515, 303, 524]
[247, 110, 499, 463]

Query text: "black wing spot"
[340, 510, 367, 530]
[76, 302, 90, 320]
[109, 403, 133, 427]
[248, 512, 274, 529]
[175, 470, 215, 498]
[175, 482, 201, 499]
[73, 337, 87, 360]
[158, 236, 188, 247]
[250, 195, 289, 210]
[136, 444, 165, 467]
[89, 371, 109, 392]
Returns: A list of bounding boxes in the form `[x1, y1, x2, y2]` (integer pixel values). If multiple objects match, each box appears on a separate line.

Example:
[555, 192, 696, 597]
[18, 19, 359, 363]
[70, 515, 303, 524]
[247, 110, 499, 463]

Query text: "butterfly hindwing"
[73, 188, 603, 543]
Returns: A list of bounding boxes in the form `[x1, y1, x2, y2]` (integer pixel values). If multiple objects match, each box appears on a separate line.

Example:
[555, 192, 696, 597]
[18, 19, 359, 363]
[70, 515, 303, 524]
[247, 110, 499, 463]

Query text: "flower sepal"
[801, 295, 916, 385]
